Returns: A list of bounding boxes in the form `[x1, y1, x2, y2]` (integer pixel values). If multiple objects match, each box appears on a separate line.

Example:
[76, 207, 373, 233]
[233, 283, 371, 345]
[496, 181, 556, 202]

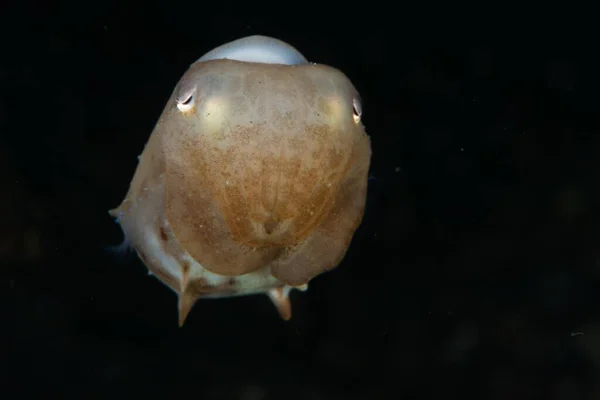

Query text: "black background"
[2, 4, 599, 399]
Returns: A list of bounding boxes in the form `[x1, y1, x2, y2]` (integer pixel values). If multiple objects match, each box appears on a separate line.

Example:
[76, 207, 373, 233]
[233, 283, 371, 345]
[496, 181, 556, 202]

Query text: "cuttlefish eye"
[352, 97, 362, 124]
[109, 35, 372, 325]
[175, 87, 196, 112]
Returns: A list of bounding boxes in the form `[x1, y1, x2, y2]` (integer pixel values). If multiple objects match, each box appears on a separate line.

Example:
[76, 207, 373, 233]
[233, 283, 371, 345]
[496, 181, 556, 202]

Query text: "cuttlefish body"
[109, 35, 371, 325]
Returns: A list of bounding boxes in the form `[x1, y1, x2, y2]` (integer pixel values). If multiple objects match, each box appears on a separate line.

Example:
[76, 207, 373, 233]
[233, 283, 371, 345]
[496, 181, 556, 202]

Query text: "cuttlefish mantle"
[109, 35, 371, 326]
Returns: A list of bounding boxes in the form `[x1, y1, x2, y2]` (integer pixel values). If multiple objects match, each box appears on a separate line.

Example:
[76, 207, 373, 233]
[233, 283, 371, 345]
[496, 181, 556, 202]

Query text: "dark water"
[2, 5, 598, 399]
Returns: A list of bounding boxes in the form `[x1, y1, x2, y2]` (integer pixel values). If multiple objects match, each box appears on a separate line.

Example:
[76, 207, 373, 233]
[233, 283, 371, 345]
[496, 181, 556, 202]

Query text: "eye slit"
[352, 97, 362, 124]
[177, 93, 193, 105]
[176, 88, 196, 112]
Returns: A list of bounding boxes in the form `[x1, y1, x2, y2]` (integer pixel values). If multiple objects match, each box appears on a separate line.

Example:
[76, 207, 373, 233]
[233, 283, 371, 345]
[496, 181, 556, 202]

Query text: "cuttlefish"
[109, 35, 371, 325]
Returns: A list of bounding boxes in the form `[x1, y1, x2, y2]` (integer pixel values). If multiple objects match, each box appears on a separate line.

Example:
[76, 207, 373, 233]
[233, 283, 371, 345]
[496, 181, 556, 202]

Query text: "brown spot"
[181, 259, 191, 276]
[159, 226, 169, 242]
[185, 277, 238, 298]
[264, 217, 278, 235]
[186, 277, 215, 297]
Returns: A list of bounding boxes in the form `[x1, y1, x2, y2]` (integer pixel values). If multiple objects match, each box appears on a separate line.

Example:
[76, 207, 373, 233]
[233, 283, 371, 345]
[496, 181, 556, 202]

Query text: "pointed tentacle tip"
[267, 285, 307, 321]
[178, 294, 196, 327]
[176, 283, 309, 326]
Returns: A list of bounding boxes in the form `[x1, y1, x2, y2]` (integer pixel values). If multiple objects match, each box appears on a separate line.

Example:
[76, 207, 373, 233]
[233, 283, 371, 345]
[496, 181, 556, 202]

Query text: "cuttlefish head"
[109, 35, 371, 325]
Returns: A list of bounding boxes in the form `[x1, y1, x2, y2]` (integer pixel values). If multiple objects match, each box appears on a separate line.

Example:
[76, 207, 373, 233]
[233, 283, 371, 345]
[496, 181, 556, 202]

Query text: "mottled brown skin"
[160, 59, 370, 285]
[110, 57, 370, 321]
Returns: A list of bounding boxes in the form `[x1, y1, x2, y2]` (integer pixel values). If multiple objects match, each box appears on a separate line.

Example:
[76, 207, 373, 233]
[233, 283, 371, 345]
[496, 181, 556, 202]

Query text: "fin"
[104, 238, 134, 262]
[267, 287, 293, 320]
